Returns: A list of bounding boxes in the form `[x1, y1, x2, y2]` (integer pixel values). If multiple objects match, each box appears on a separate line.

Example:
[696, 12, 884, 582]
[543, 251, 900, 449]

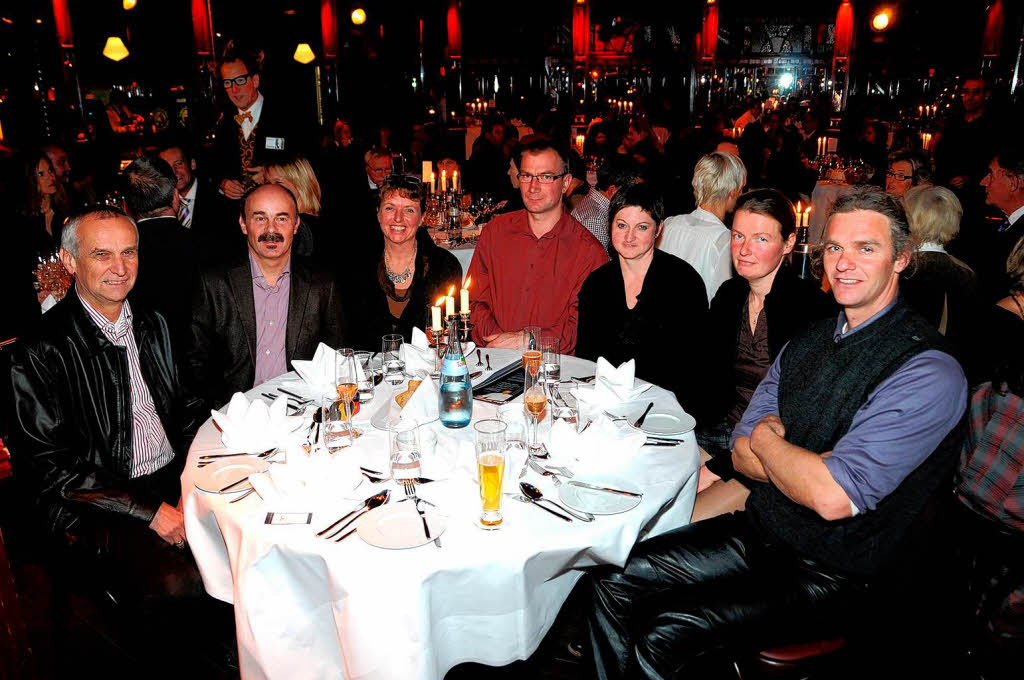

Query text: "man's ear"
[59, 247, 76, 276]
[239, 215, 248, 234]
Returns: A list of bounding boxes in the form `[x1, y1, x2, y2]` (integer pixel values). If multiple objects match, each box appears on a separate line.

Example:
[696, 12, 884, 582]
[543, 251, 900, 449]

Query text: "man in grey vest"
[587, 187, 968, 678]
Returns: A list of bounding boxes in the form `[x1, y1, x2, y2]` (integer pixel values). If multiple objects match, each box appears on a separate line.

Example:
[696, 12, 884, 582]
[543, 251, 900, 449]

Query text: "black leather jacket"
[8, 288, 203, 544]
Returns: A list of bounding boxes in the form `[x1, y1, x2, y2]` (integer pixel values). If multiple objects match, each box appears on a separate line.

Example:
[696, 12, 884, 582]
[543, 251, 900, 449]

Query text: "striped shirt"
[79, 294, 175, 477]
[571, 186, 611, 249]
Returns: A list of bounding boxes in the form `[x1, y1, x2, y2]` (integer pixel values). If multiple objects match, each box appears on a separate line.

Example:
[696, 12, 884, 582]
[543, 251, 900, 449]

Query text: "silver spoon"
[519, 482, 593, 522]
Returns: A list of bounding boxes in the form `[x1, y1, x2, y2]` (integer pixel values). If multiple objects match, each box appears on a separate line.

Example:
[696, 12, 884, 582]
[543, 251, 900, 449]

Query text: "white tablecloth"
[444, 243, 475, 275]
[182, 350, 700, 680]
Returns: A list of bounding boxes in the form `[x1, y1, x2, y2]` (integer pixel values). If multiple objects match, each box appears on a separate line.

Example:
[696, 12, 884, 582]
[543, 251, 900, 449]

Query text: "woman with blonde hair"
[264, 155, 321, 257]
[900, 184, 979, 344]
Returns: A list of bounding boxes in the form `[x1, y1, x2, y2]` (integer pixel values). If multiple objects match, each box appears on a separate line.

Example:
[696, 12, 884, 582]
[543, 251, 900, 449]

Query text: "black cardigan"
[703, 264, 836, 478]
[576, 248, 709, 416]
[343, 228, 463, 351]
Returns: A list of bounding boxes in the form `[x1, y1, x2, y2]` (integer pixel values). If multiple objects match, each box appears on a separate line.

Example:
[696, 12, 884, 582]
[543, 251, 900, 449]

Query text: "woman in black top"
[344, 175, 463, 350]
[576, 183, 708, 416]
[16, 152, 69, 259]
[696, 189, 835, 509]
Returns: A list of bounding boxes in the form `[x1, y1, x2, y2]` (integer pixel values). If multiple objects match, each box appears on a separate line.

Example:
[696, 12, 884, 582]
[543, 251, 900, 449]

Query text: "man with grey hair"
[9, 206, 209, 621]
[658, 151, 747, 303]
[123, 154, 198, 344]
[587, 187, 967, 678]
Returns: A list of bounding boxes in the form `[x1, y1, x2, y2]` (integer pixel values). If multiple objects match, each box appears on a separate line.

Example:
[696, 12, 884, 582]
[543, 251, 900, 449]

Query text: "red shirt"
[468, 209, 608, 354]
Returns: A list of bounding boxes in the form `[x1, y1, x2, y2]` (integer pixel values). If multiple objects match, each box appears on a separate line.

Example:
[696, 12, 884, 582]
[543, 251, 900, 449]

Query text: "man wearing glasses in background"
[209, 42, 304, 205]
[467, 135, 608, 354]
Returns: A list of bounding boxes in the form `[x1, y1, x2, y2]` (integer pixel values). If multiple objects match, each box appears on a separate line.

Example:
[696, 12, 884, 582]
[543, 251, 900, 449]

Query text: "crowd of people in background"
[1, 37, 1023, 676]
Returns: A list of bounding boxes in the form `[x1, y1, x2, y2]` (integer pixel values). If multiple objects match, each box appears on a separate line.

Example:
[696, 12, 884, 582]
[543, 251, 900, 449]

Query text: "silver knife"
[643, 440, 676, 447]
[567, 481, 643, 498]
[415, 502, 431, 539]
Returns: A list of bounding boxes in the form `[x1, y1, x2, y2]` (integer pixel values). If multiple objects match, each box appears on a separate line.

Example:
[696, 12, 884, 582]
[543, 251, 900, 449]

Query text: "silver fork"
[528, 458, 562, 487]
[403, 482, 441, 548]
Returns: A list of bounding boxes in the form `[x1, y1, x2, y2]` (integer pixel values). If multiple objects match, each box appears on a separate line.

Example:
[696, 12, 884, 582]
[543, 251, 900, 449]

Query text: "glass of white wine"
[324, 348, 360, 452]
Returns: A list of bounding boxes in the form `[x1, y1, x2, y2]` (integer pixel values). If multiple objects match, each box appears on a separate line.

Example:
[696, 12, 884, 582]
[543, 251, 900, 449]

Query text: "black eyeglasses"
[886, 171, 912, 181]
[222, 73, 253, 89]
[517, 171, 568, 184]
[381, 174, 424, 190]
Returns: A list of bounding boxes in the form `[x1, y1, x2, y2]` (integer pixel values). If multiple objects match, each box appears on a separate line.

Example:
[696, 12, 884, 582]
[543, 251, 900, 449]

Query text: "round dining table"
[182, 348, 700, 680]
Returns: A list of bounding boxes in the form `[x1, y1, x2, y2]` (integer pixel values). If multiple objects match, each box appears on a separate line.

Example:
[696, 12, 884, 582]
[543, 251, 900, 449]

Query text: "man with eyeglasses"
[209, 44, 304, 207]
[466, 135, 608, 354]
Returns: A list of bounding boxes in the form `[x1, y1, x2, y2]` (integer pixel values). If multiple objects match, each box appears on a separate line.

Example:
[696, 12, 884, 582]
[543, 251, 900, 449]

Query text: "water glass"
[474, 419, 507, 529]
[388, 420, 422, 482]
[354, 350, 375, 404]
[497, 403, 528, 450]
[539, 336, 560, 387]
[381, 334, 406, 384]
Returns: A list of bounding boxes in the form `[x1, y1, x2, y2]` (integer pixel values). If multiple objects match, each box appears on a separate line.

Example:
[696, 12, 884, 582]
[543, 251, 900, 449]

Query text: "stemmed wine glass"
[325, 348, 361, 451]
[523, 352, 548, 456]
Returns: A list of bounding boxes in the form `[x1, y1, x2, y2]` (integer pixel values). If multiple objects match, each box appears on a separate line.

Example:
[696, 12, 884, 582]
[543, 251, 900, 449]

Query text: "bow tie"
[234, 111, 253, 125]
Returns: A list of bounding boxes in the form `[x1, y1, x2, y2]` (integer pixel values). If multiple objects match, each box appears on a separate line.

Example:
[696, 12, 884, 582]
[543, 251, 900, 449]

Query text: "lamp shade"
[103, 36, 130, 61]
[293, 43, 315, 64]
[701, 1, 719, 62]
[834, 1, 854, 60]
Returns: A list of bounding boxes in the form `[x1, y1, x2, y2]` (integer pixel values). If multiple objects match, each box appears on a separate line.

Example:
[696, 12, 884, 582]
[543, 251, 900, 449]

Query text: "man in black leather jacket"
[8, 206, 207, 608]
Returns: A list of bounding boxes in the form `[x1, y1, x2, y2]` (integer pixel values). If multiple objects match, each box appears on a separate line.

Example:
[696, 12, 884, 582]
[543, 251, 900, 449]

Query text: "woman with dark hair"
[17, 151, 69, 259]
[693, 188, 835, 521]
[576, 183, 708, 415]
[344, 175, 463, 349]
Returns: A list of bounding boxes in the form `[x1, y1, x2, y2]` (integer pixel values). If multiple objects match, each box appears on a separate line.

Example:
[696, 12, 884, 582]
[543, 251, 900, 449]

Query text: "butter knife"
[567, 481, 643, 498]
[642, 440, 677, 447]
[415, 502, 431, 540]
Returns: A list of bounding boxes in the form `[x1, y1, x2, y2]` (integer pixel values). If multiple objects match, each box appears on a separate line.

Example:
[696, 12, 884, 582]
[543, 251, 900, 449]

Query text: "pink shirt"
[250, 251, 291, 386]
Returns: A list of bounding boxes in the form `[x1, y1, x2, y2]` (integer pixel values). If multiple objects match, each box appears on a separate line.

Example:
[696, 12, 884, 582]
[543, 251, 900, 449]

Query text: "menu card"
[473, 361, 523, 404]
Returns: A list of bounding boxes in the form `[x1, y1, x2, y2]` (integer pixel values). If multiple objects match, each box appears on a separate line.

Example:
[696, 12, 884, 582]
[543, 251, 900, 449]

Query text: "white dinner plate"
[640, 409, 696, 437]
[357, 502, 447, 549]
[194, 456, 269, 494]
[558, 477, 643, 515]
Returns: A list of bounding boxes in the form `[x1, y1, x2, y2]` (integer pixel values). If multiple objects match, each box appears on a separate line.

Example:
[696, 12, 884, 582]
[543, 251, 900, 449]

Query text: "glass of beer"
[324, 349, 360, 451]
[475, 419, 507, 529]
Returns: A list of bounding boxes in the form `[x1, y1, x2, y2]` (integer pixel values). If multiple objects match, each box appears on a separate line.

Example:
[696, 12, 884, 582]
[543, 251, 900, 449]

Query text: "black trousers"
[587, 512, 869, 679]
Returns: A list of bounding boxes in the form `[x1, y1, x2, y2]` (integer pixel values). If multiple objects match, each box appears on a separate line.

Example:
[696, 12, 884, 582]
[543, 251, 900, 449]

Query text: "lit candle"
[803, 206, 811, 227]
[441, 170, 447, 193]
[460, 276, 471, 313]
[453, 170, 459, 193]
[431, 297, 443, 332]
[795, 201, 802, 224]
[628, 101, 633, 112]
[445, 294, 455, 318]
[430, 171, 436, 193]
[919, 105, 924, 117]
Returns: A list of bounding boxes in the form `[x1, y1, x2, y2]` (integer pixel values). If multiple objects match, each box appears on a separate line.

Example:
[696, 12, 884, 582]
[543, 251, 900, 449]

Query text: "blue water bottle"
[439, 319, 473, 428]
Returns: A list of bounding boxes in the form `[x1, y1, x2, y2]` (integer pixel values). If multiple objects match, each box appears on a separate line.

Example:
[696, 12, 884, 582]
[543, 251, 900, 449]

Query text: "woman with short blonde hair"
[692, 151, 747, 208]
[904, 184, 961, 246]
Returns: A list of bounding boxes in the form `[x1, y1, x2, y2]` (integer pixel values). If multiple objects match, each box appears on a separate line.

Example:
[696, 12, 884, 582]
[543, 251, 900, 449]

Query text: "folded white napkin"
[401, 328, 437, 377]
[399, 377, 439, 425]
[291, 342, 367, 401]
[403, 327, 477, 377]
[255, 450, 363, 505]
[546, 417, 647, 477]
[210, 393, 306, 453]
[574, 358, 652, 410]
[41, 294, 58, 313]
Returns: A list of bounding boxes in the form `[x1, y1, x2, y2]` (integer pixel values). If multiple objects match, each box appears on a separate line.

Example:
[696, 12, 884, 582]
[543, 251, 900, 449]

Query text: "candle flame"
[795, 201, 802, 213]
[447, 285, 455, 296]
[463, 276, 471, 290]
[435, 296, 445, 306]
[804, 206, 812, 215]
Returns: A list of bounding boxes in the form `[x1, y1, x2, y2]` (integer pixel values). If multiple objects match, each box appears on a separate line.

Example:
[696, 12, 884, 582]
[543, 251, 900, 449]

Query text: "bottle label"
[441, 358, 468, 377]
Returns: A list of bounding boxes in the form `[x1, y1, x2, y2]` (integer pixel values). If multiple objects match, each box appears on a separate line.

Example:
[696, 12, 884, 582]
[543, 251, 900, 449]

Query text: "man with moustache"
[188, 183, 344, 408]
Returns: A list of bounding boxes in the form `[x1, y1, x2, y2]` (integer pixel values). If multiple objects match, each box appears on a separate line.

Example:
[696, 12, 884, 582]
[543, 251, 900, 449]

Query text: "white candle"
[453, 170, 459, 193]
[430, 171, 436, 193]
[441, 170, 447, 193]
[460, 287, 470, 313]
[445, 295, 455, 318]
[431, 305, 442, 331]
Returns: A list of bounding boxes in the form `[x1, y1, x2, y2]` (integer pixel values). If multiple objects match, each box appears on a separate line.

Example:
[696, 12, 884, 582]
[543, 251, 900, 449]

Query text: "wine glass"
[324, 348, 360, 451]
[523, 356, 548, 456]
